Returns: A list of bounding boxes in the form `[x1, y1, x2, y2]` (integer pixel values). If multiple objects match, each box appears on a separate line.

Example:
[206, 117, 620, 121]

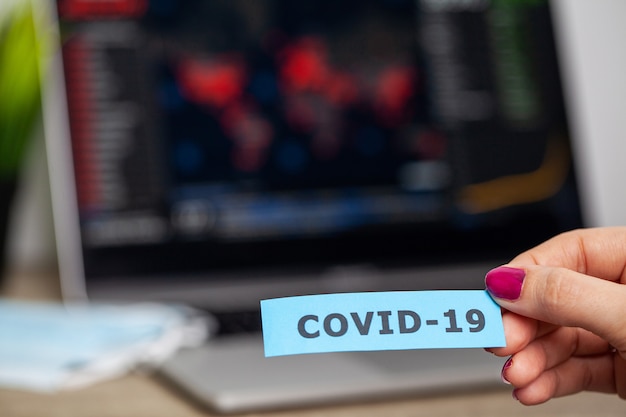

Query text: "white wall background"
[552, 0, 626, 227]
[6, 124, 56, 272]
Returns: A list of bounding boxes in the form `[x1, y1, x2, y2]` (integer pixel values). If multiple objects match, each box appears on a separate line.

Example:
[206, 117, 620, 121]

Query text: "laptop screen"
[53, 0, 582, 288]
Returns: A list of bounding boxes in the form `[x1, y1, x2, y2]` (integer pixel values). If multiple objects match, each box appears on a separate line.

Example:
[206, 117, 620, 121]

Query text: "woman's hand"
[484, 227, 626, 405]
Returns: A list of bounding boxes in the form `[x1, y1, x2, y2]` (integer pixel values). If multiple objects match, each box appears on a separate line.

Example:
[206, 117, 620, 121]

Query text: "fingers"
[487, 312, 555, 357]
[502, 327, 610, 387]
[485, 264, 626, 355]
[484, 227, 626, 404]
[510, 227, 626, 284]
[495, 321, 616, 405]
[513, 354, 616, 405]
[490, 311, 610, 358]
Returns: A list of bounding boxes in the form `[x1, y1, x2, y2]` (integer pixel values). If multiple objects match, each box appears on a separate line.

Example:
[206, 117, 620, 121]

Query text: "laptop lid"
[44, 0, 584, 309]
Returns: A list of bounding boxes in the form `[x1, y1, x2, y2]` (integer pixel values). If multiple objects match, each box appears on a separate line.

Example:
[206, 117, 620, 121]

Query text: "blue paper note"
[261, 290, 505, 357]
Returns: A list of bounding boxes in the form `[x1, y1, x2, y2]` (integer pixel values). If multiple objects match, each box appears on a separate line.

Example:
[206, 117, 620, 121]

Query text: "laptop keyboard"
[212, 310, 263, 335]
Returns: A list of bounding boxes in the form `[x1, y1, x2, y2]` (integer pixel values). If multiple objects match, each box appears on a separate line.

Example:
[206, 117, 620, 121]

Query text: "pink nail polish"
[485, 266, 525, 300]
[512, 389, 520, 401]
[501, 357, 512, 385]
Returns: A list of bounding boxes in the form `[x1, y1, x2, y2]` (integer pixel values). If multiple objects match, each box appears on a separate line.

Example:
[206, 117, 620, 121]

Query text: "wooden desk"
[1, 270, 624, 417]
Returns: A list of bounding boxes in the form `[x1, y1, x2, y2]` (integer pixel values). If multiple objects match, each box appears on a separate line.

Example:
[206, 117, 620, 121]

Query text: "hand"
[484, 227, 626, 405]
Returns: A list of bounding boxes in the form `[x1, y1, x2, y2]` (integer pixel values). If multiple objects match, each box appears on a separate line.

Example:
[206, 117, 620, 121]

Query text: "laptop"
[40, 0, 623, 413]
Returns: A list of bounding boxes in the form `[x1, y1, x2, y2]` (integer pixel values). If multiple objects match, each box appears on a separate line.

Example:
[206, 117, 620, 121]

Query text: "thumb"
[485, 265, 626, 355]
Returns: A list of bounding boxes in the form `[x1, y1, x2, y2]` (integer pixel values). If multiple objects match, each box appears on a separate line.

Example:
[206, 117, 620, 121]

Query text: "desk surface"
[1, 269, 624, 417]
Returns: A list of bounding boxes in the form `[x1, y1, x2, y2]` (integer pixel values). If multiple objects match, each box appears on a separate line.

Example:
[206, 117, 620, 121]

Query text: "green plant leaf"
[0, 1, 47, 179]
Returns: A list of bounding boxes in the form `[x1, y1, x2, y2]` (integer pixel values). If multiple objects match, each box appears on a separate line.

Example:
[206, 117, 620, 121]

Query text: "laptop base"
[159, 334, 504, 414]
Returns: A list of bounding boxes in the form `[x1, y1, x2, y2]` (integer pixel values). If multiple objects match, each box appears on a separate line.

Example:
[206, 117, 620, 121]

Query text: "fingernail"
[485, 266, 525, 301]
[512, 389, 520, 401]
[501, 357, 512, 385]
